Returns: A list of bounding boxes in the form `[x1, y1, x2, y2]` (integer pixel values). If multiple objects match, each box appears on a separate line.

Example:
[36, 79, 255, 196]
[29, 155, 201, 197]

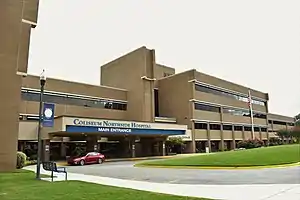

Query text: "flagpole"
[248, 90, 255, 139]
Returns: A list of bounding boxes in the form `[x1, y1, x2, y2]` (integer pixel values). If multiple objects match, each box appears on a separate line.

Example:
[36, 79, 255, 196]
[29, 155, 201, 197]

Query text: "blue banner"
[42, 103, 55, 127]
[66, 125, 185, 135]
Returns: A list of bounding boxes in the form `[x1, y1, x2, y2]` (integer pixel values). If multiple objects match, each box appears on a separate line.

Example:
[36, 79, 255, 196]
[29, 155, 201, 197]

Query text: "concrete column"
[242, 126, 245, 140]
[191, 122, 196, 153]
[220, 108, 225, 151]
[162, 141, 166, 156]
[86, 136, 98, 152]
[60, 142, 66, 158]
[232, 125, 236, 150]
[207, 122, 212, 152]
[42, 140, 50, 162]
[131, 139, 136, 158]
[259, 127, 262, 141]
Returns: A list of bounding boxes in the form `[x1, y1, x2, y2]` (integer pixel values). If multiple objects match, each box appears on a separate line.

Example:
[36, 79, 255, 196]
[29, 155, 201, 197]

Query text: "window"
[195, 123, 207, 130]
[287, 122, 295, 126]
[194, 84, 265, 106]
[210, 124, 221, 130]
[154, 89, 159, 117]
[223, 124, 232, 131]
[261, 127, 267, 132]
[223, 107, 250, 117]
[253, 112, 267, 119]
[254, 127, 260, 132]
[194, 103, 220, 113]
[273, 121, 286, 125]
[163, 73, 172, 77]
[234, 125, 243, 131]
[244, 126, 252, 131]
[21, 89, 127, 111]
[268, 120, 272, 124]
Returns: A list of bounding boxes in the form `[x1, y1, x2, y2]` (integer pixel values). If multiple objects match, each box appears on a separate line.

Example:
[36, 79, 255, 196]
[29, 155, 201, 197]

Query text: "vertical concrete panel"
[0, 0, 24, 171]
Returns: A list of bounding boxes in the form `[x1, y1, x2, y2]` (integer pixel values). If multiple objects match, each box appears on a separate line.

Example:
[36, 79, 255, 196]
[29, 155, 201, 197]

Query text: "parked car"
[67, 152, 105, 166]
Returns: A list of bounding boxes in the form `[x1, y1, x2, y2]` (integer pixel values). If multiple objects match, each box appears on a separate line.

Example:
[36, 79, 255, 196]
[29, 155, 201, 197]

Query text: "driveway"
[65, 161, 300, 185]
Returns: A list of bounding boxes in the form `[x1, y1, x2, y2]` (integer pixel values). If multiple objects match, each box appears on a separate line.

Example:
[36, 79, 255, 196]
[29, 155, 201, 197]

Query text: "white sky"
[28, 0, 300, 117]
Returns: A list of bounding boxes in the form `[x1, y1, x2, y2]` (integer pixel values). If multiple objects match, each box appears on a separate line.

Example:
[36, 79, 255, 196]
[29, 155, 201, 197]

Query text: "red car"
[67, 152, 105, 166]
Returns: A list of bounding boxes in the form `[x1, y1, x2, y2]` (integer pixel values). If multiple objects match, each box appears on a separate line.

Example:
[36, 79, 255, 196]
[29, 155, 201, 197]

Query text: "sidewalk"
[24, 165, 300, 200]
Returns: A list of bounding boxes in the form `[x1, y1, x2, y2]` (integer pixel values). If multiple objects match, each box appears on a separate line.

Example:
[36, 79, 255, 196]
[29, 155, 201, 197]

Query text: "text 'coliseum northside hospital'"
[0, 0, 295, 171]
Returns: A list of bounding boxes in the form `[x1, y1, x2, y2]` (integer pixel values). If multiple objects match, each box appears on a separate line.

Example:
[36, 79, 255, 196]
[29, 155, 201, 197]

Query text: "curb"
[134, 162, 300, 170]
[56, 155, 175, 166]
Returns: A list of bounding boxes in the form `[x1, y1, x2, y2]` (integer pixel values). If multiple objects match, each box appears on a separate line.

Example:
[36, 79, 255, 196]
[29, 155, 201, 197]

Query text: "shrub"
[237, 139, 264, 149]
[16, 151, 27, 169]
[269, 137, 282, 146]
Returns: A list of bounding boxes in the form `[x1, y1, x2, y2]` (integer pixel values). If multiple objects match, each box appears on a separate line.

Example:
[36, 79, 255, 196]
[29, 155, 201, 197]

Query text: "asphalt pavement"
[65, 161, 300, 185]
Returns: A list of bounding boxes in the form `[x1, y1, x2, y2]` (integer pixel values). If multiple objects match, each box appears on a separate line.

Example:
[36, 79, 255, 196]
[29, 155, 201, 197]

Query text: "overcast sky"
[28, 0, 300, 117]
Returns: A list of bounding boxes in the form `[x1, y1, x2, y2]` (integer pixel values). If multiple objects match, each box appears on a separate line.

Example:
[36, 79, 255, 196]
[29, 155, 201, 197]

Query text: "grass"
[139, 144, 300, 167]
[0, 170, 210, 200]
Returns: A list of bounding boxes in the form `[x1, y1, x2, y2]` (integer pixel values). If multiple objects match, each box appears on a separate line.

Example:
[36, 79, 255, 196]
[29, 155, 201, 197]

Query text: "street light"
[36, 70, 46, 179]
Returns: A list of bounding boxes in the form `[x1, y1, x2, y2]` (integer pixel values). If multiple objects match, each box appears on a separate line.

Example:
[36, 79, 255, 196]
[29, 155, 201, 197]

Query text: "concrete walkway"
[24, 165, 300, 200]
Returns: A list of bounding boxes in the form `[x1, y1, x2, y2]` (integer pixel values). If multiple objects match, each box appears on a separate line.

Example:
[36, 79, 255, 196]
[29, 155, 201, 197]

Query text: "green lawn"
[140, 144, 300, 167]
[0, 170, 209, 200]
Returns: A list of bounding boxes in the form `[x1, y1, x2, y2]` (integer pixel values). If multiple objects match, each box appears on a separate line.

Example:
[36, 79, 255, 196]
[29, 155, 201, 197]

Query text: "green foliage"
[291, 126, 300, 142]
[167, 137, 184, 146]
[16, 152, 27, 169]
[269, 137, 283, 146]
[236, 139, 264, 149]
[276, 129, 291, 140]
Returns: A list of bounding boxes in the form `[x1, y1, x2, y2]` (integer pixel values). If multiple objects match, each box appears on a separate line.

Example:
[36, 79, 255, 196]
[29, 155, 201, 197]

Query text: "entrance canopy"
[47, 116, 187, 138]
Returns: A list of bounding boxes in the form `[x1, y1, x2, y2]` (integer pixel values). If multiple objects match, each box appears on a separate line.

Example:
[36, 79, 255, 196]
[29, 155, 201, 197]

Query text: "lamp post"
[36, 70, 46, 179]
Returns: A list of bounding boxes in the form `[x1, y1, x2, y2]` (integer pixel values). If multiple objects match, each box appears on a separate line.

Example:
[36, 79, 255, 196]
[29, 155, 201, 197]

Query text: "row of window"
[268, 120, 294, 126]
[195, 123, 268, 132]
[195, 84, 265, 106]
[21, 89, 127, 111]
[194, 103, 267, 119]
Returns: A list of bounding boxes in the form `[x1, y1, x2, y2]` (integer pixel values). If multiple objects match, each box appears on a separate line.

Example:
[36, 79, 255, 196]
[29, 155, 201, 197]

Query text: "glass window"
[261, 127, 267, 132]
[194, 84, 265, 106]
[223, 107, 250, 117]
[244, 126, 252, 131]
[253, 112, 267, 119]
[234, 125, 243, 131]
[273, 121, 286, 125]
[287, 122, 294, 126]
[195, 123, 207, 130]
[209, 124, 221, 130]
[223, 124, 232, 131]
[254, 127, 260, 132]
[194, 103, 220, 113]
[21, 89, 127, 111]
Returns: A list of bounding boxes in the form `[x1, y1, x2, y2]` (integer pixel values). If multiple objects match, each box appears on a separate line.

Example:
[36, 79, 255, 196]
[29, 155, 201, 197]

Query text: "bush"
[237, 139, 264, 149]
[25, 160, 37, 166]
[16, 151, 27, 169]
[269, 137, 282, 146]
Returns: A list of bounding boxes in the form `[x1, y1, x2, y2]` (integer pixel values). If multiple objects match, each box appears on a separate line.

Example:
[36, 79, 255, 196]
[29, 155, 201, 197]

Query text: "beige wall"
[223, 114, 251, 124]
[101, 47, 155, 122]
[154, 64, 175, 80]
[194, 71, 268, 100]
[234, 131, 244, 140]
[22, 75, 127, 101]
[157, 70, 195, 127]
[210, 130, 221, 140]
[223, 131, 233, 140]
[18, 121, 38, 140]
[195, 130, 208, 140]
[194, 110, 221, 121]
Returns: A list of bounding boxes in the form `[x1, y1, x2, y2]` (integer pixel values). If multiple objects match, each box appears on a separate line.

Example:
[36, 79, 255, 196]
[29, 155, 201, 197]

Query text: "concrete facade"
[0, 0, 39, 171]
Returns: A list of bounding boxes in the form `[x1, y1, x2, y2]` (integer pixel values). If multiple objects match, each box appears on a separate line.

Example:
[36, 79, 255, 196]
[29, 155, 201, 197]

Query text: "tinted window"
[273, 121, 286, 125]
[244, 126, 252, 131]
[261, 127, 267, 132]
[223, 125, 232, 131]
[234, 126, 243, 131]
[210, 124, 221, 130]
[194, 84, 265, 106]
[21, 89, 127, 111]
[194, 103, 220, 113]
[195, 123, 207, 130]
[223, 107, 250, 117]
[253, 113, 267, 119]
[254, 127, 260, 132]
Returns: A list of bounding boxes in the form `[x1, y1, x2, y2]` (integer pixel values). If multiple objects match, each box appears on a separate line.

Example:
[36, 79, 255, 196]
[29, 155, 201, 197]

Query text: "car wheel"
[98, 158, 103, 164]
[80, 160, 85, 166]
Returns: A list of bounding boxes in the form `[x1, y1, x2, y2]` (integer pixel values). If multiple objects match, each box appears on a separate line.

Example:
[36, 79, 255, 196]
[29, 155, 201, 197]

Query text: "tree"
[276, 129, 291, 142]
[295, 113, 300, 126]
[291, 120, 300, 143]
